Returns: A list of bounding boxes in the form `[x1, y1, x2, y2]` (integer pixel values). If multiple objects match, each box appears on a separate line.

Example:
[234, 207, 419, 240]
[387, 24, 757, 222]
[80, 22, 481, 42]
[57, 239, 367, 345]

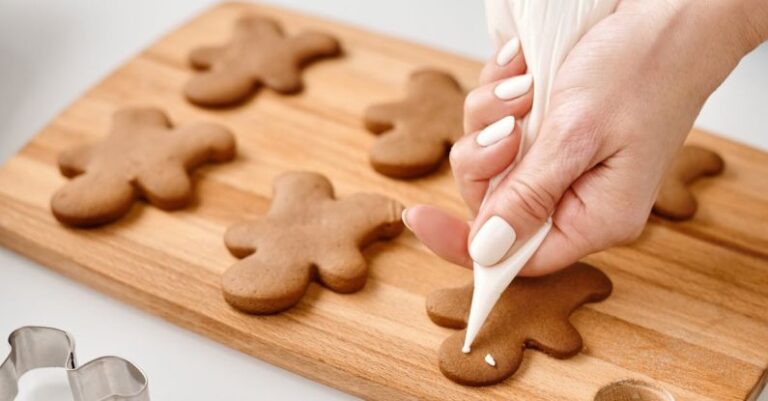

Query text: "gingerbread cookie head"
[653, 145, 724, 220]
[51, 107, 236, 227]
[222, 171, 404, 314]
[426, 263, 612, 386]
[185, 15, 341, 107]
[363, 69, 465, 178]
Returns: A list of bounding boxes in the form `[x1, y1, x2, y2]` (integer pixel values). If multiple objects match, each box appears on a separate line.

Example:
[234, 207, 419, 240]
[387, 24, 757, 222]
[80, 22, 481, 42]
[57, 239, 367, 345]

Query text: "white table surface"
[0, 1, 766, 400]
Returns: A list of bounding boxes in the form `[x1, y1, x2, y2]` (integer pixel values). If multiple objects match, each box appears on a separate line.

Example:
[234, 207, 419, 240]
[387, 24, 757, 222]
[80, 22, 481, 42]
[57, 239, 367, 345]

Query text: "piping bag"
[462, 0, 621, 354]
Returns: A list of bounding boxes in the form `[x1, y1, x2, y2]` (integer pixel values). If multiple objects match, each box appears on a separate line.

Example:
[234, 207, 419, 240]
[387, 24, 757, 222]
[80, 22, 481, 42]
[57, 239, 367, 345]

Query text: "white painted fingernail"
[469, 216, 517, 266]
[496, 37, 520, 66]
[476, 116, 515, 147]
[401, 208, 413, 231]
[494, 74, 533, 100]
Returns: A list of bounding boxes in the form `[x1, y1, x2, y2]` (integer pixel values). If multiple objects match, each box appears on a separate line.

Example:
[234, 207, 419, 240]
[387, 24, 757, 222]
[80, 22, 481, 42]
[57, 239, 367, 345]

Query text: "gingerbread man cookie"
[426, 263, 612, 386]
[51, 107, 236, 227]
[223, 171, 404, 314]
[653, 145, 724, 220]
[185, 15, 341, 107]
[363, 69, 465, 178]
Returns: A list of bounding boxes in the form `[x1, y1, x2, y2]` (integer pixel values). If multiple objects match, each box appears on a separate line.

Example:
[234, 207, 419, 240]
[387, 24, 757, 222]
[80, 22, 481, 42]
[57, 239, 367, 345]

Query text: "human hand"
[403, 0, 768, 275]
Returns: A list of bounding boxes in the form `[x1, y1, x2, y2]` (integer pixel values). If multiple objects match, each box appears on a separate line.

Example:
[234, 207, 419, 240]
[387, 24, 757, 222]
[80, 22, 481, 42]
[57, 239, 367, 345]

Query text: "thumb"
[467, 122, 596, 267]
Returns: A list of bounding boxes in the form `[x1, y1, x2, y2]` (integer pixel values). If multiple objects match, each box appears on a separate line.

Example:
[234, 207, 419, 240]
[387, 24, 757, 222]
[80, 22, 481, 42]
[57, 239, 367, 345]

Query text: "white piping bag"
[463, 0, 621, 353]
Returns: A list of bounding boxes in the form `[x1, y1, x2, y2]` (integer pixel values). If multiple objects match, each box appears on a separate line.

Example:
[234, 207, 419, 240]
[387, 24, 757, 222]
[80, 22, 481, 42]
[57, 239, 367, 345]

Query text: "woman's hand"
[404, 0, 768, 275]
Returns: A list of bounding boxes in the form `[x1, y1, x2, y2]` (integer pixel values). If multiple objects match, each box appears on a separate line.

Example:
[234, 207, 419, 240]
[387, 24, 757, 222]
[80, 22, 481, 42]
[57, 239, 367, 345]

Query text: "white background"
[0, 1, 766, 400]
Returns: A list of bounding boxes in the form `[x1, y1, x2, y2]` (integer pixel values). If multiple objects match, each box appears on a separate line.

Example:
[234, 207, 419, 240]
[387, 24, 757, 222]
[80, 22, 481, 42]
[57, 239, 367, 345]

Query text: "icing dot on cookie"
[484, 353, 496, 367]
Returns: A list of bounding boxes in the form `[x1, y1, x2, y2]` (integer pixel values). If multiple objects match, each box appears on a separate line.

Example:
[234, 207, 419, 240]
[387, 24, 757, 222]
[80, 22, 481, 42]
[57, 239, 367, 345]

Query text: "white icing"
[463, 0, 621, 353]
[484, 353, 497, 367]
[462, 345, 471, 354]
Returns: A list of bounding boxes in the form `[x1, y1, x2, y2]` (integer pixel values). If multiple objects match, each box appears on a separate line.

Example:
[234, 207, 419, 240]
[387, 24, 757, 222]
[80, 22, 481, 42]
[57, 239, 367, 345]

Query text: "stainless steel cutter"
[0, 326, 149, 401]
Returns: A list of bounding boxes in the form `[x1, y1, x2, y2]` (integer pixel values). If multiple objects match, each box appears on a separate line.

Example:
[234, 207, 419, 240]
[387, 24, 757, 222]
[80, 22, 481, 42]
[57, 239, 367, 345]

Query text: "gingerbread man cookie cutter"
[0, 326, 149, 401]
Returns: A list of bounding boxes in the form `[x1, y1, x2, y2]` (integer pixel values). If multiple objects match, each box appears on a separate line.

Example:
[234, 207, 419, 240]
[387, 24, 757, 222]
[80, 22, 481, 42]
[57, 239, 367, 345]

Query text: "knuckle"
[497, 179, 556, 222]
[448, 139, 471, 173]
[463, 89, 483, 116]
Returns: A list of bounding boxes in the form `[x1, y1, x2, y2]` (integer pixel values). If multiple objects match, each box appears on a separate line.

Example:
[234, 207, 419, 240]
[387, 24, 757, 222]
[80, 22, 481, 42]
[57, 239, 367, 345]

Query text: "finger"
[464, 74, 533, 134]
[479, 37, 528, 85]
[467, 116, 600, 267]
[402, 205, 472, 268]
[450, 117, 522, 214]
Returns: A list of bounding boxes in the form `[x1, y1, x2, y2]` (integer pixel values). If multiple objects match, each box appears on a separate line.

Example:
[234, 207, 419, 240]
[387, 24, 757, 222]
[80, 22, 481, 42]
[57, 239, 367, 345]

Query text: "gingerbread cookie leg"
[438, 328, 525, 386]
[136, 165, 192, 210]
[223, 253, 313, 314]
[51, 172, 136, 227]
[314, 249, 368, 293]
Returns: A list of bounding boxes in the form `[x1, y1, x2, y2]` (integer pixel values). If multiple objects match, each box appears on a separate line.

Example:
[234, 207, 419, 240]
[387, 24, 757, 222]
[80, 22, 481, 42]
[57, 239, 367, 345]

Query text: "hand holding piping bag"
[403, 0, 768, 348]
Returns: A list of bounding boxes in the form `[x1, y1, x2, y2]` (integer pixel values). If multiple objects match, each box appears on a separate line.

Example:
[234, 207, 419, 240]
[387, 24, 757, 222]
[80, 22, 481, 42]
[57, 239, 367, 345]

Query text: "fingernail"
[494, 74, 533, 100]
[496, 37, 520, 66]
[469, 216, 517, 266]
[476, 116, 515, 147]
[401, 208, 413, 231]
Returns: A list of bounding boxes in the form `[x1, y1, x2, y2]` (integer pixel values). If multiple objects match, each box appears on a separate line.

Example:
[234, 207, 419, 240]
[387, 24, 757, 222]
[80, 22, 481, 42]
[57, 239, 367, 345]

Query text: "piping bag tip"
[462, 218, 553, 353]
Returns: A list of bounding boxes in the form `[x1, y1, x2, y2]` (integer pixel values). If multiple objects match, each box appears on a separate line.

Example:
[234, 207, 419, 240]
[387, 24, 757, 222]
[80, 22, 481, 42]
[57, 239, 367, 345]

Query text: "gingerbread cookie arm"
[185, 69, 257, 107]
[112, 107, 170, 131]
[189, 45, 226, 69]
[409, 69, 463, 98]
[288, 32, 341, 63]
[175, 123, 237, 164]
[341, 193, 404, 245]
[363, 102, 408, 134]
[222, 252, 313, 314]
[426, 286, 472, 329]
[223, 220, 272, 257]
[51, 172, 136, 227]
[234, 15, 284, 39]
[369, 128, 449, 178]
[653, 145, 724, 220]
[58, 145, 94, 177]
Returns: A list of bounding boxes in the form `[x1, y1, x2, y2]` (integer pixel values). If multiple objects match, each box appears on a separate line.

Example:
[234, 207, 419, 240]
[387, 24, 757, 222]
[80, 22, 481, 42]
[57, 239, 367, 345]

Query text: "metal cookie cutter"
[0, 326, 149, 401]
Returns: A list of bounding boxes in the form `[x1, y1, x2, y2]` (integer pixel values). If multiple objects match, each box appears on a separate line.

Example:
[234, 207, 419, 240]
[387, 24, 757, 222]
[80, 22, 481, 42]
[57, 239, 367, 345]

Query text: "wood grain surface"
[0, 2, 767, 400]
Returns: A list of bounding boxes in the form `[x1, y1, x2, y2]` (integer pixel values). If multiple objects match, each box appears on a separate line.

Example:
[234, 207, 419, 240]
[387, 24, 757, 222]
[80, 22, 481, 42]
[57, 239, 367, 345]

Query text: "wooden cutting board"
[1, 2, 767, 400]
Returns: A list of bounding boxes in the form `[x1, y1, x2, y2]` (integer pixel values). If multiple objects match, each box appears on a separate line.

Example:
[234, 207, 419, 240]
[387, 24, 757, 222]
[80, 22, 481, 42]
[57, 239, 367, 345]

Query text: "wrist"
[732, 0, 768, 50]
[652, 0, 763, 101]
[681, 0, 768, 57]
